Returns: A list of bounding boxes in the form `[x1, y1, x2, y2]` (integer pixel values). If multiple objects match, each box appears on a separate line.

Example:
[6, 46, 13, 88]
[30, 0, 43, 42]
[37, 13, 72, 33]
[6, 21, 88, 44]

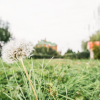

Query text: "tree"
[89, 31, 100, 41]
[81, 41, 88, 51]
[92, 44, 100, 59]
[65, 49, 74, 54]
[81, 30, 100, 51]
[34, 46, 48, 54]
[33, 46, 60, 58]
[0, 19, 12, 44]
[0, 19, 12, 56]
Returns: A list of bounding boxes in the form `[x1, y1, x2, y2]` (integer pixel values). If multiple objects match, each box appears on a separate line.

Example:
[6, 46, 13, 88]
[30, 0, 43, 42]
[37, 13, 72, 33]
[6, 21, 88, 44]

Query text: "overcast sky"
[0, 0, 100, 54]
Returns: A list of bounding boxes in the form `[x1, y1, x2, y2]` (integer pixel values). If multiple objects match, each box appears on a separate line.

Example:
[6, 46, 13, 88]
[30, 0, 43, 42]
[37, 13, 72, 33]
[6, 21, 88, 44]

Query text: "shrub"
[64, 53, 76, 59]
[33, 46, 60, 58]
[64, 51, 90, 59]
[92, 44, 100, 59]
[77, 51, 90, 59]
[65, 49, 74, 54]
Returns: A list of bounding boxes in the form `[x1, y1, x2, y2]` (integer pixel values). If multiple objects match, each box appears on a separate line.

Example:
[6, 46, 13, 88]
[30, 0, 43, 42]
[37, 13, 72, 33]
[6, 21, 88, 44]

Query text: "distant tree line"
[33, 46, 61, 58]
[63, 49, 89, 59]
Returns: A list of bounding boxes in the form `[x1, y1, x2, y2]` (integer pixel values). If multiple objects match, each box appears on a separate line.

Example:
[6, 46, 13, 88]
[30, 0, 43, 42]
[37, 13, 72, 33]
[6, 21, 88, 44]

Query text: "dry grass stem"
[20, 57, 38, 100]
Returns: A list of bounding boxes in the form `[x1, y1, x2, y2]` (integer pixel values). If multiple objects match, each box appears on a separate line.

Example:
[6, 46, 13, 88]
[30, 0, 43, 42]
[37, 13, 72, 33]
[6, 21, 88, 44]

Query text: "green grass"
[0, 58, 100, 100]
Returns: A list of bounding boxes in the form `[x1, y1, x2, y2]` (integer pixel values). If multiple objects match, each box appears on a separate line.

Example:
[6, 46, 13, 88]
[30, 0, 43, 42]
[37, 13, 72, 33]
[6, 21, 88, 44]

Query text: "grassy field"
[0, 58, 100, 100]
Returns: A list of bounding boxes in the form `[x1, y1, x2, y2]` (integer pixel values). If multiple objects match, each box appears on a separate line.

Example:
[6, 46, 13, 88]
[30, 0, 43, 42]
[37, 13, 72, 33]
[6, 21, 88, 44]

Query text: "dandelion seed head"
[2, 39, 34, 63]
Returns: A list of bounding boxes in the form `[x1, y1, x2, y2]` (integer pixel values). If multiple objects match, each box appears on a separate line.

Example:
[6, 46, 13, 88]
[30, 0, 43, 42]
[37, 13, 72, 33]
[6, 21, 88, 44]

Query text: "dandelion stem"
[20, 57, 38, 100]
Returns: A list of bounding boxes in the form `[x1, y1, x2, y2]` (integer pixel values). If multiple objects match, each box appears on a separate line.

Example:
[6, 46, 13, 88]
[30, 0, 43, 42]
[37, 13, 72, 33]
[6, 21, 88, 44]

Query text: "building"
[36, 39, 57, 51]
[87, 41, 100, 58]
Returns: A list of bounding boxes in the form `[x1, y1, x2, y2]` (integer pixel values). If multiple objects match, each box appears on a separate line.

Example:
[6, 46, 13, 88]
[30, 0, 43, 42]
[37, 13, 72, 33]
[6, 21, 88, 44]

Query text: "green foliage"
[81, 41, 88, 51]
[65, 49, 74, 54]
[92, 44, 100, 59]
[33, 46, 60, 58]
[0, 49, 1, 57]
[81, 30, 100, 51]
[0, 19, 12, 43]
[64, 51, 90, 59]
[0, 59, 100, 99]
[90, 31, 100, 41]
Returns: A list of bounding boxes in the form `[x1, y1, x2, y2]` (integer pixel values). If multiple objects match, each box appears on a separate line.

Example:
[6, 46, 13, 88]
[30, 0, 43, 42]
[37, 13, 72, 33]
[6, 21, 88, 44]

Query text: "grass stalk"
[20, 57, 38, 100]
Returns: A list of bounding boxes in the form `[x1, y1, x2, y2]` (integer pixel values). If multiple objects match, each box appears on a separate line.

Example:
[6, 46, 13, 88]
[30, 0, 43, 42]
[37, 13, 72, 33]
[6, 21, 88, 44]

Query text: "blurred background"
[0, 0, 100, 59]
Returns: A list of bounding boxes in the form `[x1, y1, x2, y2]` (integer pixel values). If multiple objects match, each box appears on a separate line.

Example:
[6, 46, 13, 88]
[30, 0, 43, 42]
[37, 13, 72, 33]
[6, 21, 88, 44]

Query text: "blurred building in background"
[36, 39, 57, 51]
[87, 41, 100, 59]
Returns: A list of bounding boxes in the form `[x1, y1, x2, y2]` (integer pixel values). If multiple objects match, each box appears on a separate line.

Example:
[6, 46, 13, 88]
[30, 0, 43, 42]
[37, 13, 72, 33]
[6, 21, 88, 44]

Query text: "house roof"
[87, 41, 100, 49]
[37, 40, 57, 46]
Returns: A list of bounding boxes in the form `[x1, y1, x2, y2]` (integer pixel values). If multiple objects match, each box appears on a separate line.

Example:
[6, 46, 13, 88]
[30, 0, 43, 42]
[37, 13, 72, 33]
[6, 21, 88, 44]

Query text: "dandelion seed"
[1, 39, 34, 63]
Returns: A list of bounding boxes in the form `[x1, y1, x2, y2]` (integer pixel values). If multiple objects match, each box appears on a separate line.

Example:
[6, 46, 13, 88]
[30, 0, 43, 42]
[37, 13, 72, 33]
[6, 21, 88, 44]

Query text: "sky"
[0, 0, 100, 55]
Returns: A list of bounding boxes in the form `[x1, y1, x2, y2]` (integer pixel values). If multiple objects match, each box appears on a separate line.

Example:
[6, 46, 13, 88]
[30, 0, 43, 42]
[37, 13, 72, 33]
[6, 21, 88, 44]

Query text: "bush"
[64, 51, 90, 59]
[64, 53, 76, 59]
[32, 54, 53, 59]
[76, 51, 90, 59]
[92, 44, 100, 59]
[65, 49, 74, 54]
[33, 46, 61, 59]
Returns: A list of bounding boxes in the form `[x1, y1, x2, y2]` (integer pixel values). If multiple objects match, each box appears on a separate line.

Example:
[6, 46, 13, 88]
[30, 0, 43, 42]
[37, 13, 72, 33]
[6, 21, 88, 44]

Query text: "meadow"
[0, 58, 100, 100]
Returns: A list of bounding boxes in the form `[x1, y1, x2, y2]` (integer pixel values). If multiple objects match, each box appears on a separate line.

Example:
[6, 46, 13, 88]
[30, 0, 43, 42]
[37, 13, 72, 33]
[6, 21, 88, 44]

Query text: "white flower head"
[2, 39, 34, 63]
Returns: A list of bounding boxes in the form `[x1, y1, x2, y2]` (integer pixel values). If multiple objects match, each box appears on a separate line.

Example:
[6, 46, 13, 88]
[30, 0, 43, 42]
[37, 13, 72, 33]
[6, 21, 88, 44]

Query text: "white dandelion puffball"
[2, 39, 34, 63]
